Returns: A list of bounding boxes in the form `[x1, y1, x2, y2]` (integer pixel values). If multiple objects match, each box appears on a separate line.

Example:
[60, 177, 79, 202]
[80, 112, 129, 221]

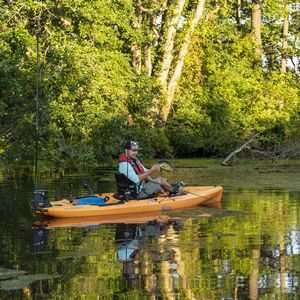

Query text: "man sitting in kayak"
[119, 140, 181, 199]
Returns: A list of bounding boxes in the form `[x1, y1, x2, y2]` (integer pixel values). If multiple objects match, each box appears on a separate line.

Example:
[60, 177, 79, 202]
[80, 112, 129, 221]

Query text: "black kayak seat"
[114, 172, 138, 200]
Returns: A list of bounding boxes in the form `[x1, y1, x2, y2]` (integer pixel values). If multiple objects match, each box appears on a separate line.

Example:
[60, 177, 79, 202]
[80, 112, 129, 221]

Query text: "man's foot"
[174, 181, 185, 191]
[169, 181, 185, 196]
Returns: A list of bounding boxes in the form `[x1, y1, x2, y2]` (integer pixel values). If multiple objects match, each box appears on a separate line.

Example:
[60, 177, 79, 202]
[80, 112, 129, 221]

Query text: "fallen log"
[222, 132, 262, 166]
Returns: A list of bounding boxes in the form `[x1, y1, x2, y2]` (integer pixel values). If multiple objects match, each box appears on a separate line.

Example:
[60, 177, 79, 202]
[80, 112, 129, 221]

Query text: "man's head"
[124, 140, 139, 159]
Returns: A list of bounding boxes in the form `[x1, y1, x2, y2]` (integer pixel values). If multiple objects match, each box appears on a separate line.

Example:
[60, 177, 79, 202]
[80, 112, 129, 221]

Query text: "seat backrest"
[114, 172, 137, 199]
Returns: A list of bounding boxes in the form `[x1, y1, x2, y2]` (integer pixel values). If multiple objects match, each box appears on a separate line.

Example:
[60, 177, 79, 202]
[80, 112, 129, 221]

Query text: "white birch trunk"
[161, 0, 205, 122]
[251, 0, 262, 59]
[131, 44, 141, 74]
[158, 0, 186, 87]
[281, 1, 289, 73]
[131, 0, 142, 74]
[237, 0, 242, 25]
[144, 42, 152, 76]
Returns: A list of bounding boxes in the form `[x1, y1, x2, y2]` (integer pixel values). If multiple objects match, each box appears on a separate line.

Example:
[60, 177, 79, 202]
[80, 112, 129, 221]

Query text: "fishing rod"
[32, 32, 50, 209]
[35, 32, 40, 191]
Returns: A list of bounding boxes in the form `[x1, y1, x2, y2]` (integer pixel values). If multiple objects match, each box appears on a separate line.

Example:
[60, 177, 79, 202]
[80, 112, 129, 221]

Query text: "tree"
[281, 1, 290, 73]
[251, 0, 262, 59]
[0, 0, 139, 165]
[0, 0, 299, 164]
[129, 0, 206, 123]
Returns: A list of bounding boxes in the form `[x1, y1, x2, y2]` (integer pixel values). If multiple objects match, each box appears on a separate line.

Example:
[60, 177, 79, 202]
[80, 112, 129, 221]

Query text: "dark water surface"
[0, 167, 299, 299]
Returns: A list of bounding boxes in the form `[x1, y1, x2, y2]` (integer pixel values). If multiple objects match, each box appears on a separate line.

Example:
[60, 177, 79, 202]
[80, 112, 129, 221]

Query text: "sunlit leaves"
[0, 0, 299, 164]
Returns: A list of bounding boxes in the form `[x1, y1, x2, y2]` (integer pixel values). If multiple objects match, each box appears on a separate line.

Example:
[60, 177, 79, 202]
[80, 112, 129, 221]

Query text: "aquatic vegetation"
[0, 268, 60, 291]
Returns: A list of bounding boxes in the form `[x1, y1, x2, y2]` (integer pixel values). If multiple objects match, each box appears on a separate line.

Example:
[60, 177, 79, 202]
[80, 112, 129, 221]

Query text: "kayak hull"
[33, 201, 222, 228]
[33, 186, 223, 218]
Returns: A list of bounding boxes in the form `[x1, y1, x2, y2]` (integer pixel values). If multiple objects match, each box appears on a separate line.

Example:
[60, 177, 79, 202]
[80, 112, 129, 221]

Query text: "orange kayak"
[33, 201, 222, 228]
[33, 211, 175, 228]
[33, 186, 223, 218]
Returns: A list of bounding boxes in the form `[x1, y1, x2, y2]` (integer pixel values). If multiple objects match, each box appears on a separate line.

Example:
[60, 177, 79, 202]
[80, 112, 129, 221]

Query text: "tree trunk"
[279, 233, 286, 294]
[236, 0, 242, 25]
[251, 0, 262, 59]
[144, 42, 152, 76]
[131, 44, 141, 74]
[158, 0, 186, 88]
[222, 132, 262, 165]
[144, 14, 157, 77]
[131, 0, 142, 74]
[249, 249, 260, 300]
[281, 1, 289, 73]
[278, 201, 286, 295]
[161, 0, 205, 122]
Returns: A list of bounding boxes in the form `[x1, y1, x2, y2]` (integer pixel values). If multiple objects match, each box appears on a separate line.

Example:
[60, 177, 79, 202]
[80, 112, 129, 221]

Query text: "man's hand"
[138, 163, 161, 181]
[150, 163, 161, 173]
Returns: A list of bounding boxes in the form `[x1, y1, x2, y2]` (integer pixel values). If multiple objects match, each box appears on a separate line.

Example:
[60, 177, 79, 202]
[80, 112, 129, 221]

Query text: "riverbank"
[169, 158, 300, 191]
[1, 158, 300, 192]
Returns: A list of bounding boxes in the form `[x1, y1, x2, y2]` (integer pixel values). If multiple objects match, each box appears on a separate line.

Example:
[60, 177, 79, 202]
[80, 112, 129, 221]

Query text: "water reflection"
[27, 207, 299, 299]
[0, 169, 299, 299]
[115, 220, 184, 282]
[32, 226, 48, 247]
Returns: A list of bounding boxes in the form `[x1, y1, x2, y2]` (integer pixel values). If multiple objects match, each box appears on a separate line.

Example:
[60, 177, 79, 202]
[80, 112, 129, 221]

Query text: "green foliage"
[168, 1, 300, 156]
[0, 0, 299, 165]
[122, 125, 173, 159]
[127, 75, 161, 123]
[0, 0, 137, 165]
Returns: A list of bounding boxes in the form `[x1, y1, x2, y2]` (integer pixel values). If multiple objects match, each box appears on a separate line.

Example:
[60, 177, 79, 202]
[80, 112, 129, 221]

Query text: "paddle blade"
[159, 161, 175, 172]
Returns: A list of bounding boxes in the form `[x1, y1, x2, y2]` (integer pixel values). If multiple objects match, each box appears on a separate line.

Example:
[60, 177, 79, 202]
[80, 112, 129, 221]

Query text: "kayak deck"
[34, 186, 223, 218]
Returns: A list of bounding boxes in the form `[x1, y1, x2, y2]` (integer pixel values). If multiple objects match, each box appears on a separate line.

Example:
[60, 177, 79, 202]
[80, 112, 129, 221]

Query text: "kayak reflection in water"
[118, 140, 185, 199]
[31, 218, 184, 281]
[32, 225, 48, 247]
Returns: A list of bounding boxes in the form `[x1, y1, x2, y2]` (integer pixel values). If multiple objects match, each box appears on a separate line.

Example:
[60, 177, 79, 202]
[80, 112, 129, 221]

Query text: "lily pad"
[0, 267, 27, 280]
[0, 274, 60, 291]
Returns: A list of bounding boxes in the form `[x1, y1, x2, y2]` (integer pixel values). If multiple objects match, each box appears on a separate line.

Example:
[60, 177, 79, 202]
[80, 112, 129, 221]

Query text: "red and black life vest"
[119, 154, 145, 175]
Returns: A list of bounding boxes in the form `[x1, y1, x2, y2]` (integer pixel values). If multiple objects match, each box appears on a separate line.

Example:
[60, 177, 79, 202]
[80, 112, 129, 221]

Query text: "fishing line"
[184, 191, 210, 200]
[146, 178, 210, 200]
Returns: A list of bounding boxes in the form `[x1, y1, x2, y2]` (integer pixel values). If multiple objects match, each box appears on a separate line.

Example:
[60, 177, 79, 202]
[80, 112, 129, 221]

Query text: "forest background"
[0, 0, 299, 168]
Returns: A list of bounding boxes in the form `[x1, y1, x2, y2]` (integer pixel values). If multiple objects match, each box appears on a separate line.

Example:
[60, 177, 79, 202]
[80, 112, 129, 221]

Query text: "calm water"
[0, 167, 299, 299]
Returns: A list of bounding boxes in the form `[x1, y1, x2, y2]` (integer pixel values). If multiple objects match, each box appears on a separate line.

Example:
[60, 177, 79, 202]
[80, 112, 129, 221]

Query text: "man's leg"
[138, 180, 164, 199]
[152, 177, 173, 192]
[154, 177, 185, 195]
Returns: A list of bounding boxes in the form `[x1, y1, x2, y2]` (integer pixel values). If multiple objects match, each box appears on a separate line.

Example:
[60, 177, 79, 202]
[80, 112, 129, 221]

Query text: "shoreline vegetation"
[0, 1, 299, 167]
[1, 158, 300, 192]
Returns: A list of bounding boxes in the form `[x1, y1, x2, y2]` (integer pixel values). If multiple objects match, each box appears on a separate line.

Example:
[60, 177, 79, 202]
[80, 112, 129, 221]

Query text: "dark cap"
[124, 140, 140, 150]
